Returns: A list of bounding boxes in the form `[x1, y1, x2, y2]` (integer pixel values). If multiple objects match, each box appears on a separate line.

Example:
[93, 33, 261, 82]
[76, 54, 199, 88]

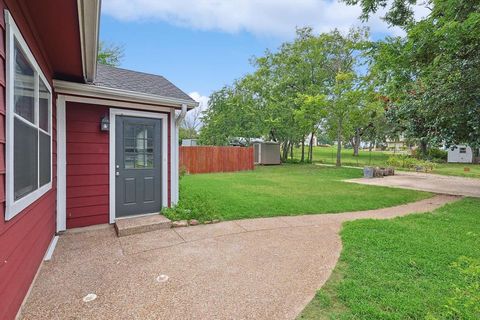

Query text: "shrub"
[412, 148, 448, 163]
[386, 155, 437, 172]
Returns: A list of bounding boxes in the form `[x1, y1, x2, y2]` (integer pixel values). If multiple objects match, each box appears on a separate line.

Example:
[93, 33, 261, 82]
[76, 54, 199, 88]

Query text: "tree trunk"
[301, 136, 305, 162]
[290, 142, 294, 160]
[420, 140, 428, 158]
[336, 119, 342, 167]
[309, 130, 315, 162]
[353, 128, 360, 156]
[368, 141, 373, 152]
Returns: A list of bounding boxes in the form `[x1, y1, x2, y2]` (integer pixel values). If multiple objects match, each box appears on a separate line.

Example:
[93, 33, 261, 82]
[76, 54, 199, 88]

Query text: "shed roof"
[94, 64, 195, 103]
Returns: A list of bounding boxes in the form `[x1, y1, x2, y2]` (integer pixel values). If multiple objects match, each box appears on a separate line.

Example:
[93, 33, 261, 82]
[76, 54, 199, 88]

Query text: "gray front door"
[115, 116, 162, 218]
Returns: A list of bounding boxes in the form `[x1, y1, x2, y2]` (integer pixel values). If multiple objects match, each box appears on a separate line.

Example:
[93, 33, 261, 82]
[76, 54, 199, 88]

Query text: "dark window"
[459, 147, 467, 154]
[14, 118, 38, 200]
[39, 132, 51, 187]
[14, 39, 35, 123]
[124, 123, 154, 169]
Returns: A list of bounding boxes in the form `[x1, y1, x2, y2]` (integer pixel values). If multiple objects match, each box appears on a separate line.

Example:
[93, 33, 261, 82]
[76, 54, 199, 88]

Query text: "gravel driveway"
[20, 195, 458, 320]
[348, 171, 480, 197]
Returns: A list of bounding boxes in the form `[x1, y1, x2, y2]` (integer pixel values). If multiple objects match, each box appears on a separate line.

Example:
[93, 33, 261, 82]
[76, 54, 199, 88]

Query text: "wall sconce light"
[100, 115, 110, 131]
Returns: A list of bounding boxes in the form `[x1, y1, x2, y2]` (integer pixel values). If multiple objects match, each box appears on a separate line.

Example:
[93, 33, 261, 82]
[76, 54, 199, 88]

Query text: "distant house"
[182, 138, 198, 146]
[447, 145, 479, 163]
[304, 133, 318, 146]
[0, 1, 198, 319]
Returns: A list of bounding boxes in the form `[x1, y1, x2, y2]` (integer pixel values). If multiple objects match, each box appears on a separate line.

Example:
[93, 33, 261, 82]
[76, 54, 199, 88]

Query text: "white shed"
[447, 145, 473, 163]
[182, 139, 198, 146]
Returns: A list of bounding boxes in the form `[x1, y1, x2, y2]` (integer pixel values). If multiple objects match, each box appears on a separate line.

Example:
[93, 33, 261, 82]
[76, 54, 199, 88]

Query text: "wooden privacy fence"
[179, 146, 254, 174]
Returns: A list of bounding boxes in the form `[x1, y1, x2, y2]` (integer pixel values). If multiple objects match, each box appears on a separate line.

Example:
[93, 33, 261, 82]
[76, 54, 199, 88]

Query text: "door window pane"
[14, 39, 35, 123]
[39, 132, 51, 186]
[39, 78, 50, 131]
[14, 118, 38, 200]
[124, 123, 155, 169]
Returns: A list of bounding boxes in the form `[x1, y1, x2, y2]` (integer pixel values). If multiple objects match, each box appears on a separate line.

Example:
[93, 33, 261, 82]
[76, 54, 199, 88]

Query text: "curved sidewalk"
[20, 195, 459, 320]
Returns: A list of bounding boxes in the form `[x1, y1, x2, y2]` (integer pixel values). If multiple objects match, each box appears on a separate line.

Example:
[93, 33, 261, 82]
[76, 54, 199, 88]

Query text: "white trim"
[56, 96, 67, 232]
[54, 79, 198, 109]
[62, 95, 174, 113]
[43, 236, 59, 261]
[109, 108, 169, 224]
[5, 10, 52, 220]
[77, 0, 100, 82]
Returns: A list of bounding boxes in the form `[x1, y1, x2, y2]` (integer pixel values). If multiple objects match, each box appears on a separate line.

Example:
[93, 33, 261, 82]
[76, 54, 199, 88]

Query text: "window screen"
[14, 118, 38, 200]
[14, 39, 35, 123]
[39, 132, 51, 187]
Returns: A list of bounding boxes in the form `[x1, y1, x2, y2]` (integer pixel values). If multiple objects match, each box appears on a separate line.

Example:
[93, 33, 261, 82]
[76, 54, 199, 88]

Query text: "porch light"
[100, 115, 110, 131]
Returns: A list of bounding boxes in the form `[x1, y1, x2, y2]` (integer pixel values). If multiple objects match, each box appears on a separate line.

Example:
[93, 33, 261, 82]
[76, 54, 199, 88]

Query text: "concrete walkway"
[348, 171, 480, 197]
[20, 195, 458, 320]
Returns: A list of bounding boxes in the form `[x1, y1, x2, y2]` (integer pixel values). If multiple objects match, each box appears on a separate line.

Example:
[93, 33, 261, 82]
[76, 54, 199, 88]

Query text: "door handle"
[116, 171, 120, 176]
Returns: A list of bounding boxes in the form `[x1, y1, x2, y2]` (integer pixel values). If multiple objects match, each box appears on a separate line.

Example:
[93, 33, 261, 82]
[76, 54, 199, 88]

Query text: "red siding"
[66, 103, 109, 228]
[0, 2, 57, 319]
[65, 104, 173, 228]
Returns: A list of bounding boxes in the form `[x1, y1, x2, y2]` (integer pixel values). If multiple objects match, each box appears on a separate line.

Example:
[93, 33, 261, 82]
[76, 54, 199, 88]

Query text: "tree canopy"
[97, 41, 124, 66]
[200, 28, 383, 164]
[369, 0, 480, 152]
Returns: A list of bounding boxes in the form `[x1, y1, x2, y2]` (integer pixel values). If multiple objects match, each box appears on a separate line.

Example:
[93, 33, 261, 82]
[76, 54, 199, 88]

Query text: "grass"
[293, 146, 480, 178]
[299, 197, 480, 320]
[163, 164, 431, 222]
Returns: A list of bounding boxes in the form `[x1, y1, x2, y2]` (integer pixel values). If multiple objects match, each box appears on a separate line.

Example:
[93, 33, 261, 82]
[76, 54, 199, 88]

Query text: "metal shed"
[253, 142, 281, 165]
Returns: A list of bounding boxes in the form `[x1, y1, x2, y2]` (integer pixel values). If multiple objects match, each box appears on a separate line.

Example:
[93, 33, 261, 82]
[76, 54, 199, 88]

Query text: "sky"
[100, 0, 429, 116]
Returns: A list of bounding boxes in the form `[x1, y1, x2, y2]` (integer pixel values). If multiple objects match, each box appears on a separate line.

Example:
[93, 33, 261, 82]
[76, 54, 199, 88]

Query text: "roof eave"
[77, 0, 101, 83]
[53, 79, 199, 109]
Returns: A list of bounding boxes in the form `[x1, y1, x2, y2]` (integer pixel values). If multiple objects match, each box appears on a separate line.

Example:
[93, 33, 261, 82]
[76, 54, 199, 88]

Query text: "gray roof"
[94, 64, 195, 102]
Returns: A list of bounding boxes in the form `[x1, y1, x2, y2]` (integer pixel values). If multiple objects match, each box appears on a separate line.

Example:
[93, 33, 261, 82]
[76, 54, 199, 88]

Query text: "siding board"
[66, 103, 110, 228]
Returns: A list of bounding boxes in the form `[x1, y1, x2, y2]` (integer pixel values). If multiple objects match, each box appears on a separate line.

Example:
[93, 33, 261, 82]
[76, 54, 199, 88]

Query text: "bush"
[412, 148, 448, 163]
[387, 155, 437, 172]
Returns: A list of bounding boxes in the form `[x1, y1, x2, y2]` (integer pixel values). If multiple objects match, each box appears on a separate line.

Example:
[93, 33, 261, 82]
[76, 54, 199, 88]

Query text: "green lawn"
[299, 198, 480, 320]
[163, 164, 431, 222]
[294, 146, 480, 178]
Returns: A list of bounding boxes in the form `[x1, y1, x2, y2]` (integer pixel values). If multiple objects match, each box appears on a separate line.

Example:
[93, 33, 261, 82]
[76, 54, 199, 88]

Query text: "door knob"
[116, 172, 120, 176]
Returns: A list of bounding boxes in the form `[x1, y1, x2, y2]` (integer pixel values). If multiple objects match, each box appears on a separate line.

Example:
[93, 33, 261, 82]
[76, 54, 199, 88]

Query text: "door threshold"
[115, 212, 159, 221]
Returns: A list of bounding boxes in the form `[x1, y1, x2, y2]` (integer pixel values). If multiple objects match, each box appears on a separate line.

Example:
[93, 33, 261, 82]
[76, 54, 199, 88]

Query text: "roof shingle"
[94, 64, 195, 102]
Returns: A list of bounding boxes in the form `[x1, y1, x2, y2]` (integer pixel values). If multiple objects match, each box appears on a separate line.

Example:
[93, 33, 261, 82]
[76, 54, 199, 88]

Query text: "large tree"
[352, 0, 480, 153]
[200, 28, 378, 165]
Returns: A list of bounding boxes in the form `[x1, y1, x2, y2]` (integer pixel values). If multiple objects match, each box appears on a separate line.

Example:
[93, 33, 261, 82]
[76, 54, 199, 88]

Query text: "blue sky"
[100, 15, 281, 97]
[100, 0, 427, 105]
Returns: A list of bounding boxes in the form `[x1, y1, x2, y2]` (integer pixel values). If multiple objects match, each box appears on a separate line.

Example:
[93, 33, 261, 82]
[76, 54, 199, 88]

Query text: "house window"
[459, 147, 467, 154]
[5, 11, 52, 220]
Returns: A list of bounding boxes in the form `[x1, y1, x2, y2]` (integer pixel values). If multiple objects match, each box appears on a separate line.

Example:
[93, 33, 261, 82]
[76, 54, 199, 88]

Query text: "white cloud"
[185, 92, 209, 129]
[102, 0, 429, 38]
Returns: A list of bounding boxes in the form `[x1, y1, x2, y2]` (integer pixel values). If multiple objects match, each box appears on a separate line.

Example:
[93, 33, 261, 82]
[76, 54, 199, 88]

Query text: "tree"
[199, 28, 376, 166]
[350, 0, 480, 153]
[97, 41, 124, 66]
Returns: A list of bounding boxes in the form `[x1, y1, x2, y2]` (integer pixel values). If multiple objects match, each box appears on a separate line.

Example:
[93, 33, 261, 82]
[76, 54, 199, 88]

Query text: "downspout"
[175, 104, 187, 126]
[172, 104, 187, 205]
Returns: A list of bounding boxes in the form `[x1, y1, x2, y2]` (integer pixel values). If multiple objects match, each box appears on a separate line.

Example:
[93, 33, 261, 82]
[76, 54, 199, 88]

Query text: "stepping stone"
[115, 214, 172, 237]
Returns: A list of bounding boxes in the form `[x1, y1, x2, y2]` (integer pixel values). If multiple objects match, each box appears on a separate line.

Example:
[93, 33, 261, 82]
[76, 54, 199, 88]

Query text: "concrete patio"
[348, 171, 480, 197]
[20, 195, 458, 320]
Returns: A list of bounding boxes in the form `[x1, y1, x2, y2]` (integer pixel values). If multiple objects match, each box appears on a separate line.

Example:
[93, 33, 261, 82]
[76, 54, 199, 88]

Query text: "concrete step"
[115, 214, 172, 237]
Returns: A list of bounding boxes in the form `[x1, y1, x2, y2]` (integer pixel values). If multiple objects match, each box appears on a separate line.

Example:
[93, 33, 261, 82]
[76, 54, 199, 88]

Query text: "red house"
[0, 1, 197, 319]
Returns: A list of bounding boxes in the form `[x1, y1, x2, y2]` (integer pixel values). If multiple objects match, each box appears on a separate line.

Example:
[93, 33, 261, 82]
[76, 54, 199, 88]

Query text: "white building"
[447, 145, 474, 163]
